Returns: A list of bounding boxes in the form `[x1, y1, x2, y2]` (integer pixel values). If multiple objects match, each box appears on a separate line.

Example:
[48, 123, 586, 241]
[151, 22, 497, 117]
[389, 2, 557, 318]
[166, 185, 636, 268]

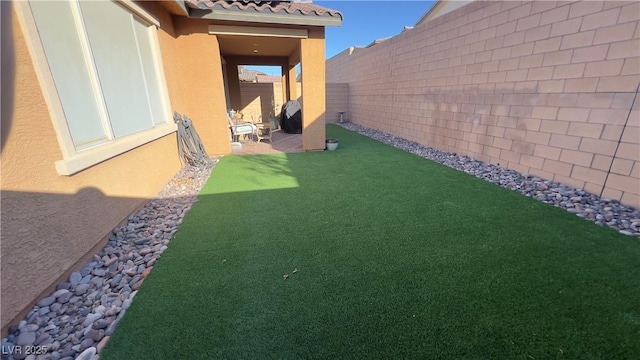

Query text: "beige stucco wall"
[327, 1, 640, 208]
[1, 3, 182, 331]
[156, 9, 231, 155]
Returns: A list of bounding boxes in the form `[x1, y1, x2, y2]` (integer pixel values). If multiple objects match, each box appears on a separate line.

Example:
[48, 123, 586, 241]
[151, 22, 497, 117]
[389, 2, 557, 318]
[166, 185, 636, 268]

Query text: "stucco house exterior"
[1, 0, 341, 333]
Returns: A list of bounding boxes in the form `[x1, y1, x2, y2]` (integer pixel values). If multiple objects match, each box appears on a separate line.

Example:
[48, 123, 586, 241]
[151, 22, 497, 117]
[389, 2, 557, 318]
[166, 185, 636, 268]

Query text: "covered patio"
[186, 0, 343, 152]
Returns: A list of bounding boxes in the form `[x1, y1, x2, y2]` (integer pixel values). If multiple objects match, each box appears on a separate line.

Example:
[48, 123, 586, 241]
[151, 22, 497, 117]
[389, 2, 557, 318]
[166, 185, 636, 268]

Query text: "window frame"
[16, 0, 175, 176]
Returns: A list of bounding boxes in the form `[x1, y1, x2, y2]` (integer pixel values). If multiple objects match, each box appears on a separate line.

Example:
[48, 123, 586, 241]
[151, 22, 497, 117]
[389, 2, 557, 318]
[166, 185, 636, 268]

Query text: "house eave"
[188, 9, 342, 27]
[173, 0, 190, 16]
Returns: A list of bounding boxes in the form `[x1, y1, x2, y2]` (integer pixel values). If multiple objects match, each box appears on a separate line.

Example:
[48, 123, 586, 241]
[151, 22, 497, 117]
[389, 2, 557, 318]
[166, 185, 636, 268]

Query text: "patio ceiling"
[217, 35, 299, 58]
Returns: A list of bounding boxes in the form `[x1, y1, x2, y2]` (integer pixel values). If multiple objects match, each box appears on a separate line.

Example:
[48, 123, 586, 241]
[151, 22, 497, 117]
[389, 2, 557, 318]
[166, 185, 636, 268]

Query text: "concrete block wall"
[238, 82, 350, 124]
[239, 83, 280, 122]
[326, 0, 640, 208]
[239, 82, 302, 122]
[326, 83, 349, 123]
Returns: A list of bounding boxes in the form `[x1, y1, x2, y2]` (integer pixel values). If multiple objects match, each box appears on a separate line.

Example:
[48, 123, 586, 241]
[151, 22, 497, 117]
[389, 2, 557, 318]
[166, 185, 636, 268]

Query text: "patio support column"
[226, 60, 242, 112]
[300, 27, 326, 151]
[287, 64, 297, 101]
[281, 66, 288, 103]
[281, 63, 297, 103]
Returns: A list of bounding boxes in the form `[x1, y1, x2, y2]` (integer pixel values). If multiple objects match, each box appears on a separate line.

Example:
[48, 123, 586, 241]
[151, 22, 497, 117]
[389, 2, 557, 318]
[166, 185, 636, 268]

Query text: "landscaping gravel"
[339, 122, 640, 238]
[1, 160, 217, 360]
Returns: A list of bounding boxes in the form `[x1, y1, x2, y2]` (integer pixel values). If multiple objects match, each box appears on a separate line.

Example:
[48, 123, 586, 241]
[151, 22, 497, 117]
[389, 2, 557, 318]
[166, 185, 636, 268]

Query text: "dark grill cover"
[280, 100, 302, 134]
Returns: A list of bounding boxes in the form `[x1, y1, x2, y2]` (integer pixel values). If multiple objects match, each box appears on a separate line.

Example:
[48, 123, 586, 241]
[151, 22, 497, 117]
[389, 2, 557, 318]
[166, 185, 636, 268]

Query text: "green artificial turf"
[102, 125, 640, 359]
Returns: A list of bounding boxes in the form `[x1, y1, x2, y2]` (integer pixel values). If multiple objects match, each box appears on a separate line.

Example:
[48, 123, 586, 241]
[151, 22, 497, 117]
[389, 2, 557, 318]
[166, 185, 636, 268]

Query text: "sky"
[246, 0, 435, 76]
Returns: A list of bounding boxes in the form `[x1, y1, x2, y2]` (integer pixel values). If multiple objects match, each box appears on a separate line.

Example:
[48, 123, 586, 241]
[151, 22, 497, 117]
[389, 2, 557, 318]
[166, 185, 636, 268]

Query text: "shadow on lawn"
[225, 153, 297, 179]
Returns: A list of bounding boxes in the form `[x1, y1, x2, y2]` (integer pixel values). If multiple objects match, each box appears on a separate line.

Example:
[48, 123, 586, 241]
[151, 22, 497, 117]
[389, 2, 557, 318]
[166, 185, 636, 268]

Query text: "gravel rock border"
[339, 122, 640, 238]
[1, 159, 217, 360]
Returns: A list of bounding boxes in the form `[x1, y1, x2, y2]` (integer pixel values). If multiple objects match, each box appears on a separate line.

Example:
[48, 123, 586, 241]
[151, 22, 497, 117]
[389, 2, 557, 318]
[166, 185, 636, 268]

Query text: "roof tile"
[185, 0, 342, 19]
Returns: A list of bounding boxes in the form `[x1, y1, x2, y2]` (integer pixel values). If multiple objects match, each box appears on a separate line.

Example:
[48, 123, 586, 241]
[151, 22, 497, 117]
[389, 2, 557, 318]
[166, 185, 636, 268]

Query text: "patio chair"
[246, 114, 272, 143]
[228, 116, 257, 142]
[255, 122, 272, 143]
[269, 116, 282, 133]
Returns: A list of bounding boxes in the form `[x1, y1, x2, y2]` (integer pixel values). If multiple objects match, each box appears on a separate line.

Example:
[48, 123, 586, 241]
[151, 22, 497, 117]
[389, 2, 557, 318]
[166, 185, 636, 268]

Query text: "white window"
[25, 0, 174, 175]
